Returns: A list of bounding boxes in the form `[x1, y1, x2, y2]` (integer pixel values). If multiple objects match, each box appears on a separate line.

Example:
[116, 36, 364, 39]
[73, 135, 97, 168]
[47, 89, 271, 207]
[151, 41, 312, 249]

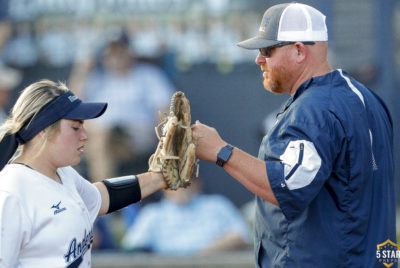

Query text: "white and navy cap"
[237, 3, 328, 49]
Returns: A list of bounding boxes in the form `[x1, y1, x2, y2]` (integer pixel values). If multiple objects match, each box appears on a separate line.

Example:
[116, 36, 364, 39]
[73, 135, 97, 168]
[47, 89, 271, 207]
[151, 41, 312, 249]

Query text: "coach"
[192, 3, 395, 267]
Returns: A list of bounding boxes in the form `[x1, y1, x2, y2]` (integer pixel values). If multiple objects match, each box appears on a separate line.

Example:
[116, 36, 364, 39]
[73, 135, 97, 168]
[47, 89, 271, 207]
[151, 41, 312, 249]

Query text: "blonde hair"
[0, 79, 69, 144]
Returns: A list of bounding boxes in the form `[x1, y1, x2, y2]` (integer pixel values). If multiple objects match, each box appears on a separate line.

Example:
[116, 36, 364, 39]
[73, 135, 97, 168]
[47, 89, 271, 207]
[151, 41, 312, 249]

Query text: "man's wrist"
[216, 144, 234, 167]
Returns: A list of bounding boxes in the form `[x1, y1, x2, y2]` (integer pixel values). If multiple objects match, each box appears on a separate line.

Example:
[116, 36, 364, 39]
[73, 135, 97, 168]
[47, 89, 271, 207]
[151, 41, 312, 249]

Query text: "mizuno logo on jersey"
[51, 201, 67, 215]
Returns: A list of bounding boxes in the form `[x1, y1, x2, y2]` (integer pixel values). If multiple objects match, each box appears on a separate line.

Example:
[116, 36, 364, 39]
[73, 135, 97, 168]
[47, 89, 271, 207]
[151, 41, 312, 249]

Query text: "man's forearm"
[223, 147, 279, 206]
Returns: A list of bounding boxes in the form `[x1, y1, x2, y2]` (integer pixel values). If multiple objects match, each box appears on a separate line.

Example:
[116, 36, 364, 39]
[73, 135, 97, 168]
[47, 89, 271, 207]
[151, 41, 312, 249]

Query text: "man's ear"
[294, 42, 307, 64]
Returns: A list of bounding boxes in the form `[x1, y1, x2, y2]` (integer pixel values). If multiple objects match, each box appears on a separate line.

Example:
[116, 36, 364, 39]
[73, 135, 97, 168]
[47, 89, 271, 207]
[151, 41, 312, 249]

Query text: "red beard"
[263, 63, 293, 94]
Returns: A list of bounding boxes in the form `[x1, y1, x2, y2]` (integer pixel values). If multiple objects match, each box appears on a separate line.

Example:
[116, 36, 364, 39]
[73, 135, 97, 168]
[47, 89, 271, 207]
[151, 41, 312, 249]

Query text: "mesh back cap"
[237, 3, 328, 49]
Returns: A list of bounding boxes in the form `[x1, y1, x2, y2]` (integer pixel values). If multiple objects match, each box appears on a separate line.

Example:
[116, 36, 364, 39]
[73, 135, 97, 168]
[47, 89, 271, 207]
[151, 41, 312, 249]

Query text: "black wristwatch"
[216, 144, 234, 167]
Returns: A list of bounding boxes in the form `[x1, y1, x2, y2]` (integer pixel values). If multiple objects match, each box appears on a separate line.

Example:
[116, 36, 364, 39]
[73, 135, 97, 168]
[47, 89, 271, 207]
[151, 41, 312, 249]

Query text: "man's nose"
[255, 52, 267, 65]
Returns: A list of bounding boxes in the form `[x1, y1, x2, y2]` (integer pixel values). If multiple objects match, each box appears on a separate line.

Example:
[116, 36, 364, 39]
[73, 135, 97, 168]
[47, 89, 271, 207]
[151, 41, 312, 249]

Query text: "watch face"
[217, 145, 233, 167]
[219, 148, 231, 161]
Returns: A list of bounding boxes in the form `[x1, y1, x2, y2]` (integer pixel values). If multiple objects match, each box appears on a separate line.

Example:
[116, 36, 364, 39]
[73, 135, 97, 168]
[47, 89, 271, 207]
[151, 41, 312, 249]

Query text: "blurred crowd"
[0, 0, 261, 72]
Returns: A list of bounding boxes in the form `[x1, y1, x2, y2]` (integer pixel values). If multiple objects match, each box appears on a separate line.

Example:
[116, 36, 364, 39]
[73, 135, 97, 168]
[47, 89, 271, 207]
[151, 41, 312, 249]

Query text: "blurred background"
[0, 0, 399, 266]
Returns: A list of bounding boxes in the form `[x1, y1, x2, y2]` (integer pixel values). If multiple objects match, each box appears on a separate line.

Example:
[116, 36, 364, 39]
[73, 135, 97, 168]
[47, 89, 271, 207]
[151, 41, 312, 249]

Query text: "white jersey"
[0, 163, 102, 268]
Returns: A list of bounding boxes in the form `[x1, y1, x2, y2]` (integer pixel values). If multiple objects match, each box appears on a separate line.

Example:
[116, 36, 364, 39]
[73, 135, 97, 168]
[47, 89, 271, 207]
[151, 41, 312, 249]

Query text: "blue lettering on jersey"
[64, 229, 94, 266]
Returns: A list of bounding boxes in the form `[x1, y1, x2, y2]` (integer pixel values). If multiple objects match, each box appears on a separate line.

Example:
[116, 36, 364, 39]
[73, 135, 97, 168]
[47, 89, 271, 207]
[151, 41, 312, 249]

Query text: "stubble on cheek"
[263, 64, 292, 94]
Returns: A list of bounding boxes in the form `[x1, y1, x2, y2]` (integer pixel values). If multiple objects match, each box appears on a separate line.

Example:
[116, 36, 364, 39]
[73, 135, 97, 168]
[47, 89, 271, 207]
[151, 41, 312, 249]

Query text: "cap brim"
[64, 102, 108, 120]
[237, 36, 281, 50]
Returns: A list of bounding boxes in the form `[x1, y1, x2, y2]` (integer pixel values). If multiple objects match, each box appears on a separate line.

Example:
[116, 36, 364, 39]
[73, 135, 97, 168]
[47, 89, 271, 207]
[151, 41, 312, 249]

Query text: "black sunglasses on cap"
[259, 41, 316, 58]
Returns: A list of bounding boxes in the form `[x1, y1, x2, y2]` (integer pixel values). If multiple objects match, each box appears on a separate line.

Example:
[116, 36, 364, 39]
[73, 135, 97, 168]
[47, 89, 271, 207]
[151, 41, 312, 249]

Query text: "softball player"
[192, 3, 395, 267]
[0, 80, 167, 267]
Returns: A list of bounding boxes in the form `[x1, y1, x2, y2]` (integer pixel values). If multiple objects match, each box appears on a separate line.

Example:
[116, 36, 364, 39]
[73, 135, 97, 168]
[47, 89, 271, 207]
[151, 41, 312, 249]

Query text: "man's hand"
[191, 120, 226, 162]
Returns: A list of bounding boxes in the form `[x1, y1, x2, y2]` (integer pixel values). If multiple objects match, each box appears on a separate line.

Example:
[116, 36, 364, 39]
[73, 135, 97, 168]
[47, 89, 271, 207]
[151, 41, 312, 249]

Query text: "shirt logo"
[64, 229, 94, 267]
[376, 239, 400, 267]
[51, 201, 67, 215]
[68, 95, 78, 102]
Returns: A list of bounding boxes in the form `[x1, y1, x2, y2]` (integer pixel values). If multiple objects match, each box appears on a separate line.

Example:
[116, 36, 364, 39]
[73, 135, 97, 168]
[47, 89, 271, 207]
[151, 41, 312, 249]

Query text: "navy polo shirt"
[255, 69, 395, 267]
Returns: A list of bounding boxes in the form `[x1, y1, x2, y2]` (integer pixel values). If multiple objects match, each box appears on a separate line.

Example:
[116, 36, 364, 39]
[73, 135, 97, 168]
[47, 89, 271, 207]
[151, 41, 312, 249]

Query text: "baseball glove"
[148, 91, 198, 190]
